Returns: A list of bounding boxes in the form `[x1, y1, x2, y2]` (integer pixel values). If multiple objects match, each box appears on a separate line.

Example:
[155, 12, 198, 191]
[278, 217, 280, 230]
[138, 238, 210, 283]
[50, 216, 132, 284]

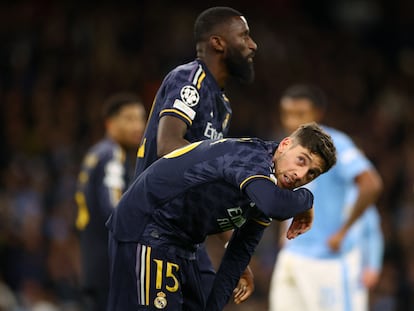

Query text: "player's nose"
[249, 37, 258, 52]
[295, 167, 308, 180]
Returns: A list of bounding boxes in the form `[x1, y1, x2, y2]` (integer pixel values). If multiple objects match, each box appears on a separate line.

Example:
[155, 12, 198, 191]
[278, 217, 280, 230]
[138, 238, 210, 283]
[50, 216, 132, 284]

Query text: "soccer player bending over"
[106, 122, 337, 311]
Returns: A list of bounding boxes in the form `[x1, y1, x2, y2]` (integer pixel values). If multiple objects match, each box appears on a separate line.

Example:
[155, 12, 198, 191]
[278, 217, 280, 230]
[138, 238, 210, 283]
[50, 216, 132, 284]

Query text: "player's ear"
[278, 137, 292, 151]
[210, 35, 225, 53]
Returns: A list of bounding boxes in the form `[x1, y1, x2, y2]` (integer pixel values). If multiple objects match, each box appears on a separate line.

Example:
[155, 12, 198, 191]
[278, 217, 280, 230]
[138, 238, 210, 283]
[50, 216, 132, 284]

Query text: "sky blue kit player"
[282, 127, 381, 257]
[106, 122, 337, 310]
[270, 127, 384, 310]
[269, 84, 383, 311]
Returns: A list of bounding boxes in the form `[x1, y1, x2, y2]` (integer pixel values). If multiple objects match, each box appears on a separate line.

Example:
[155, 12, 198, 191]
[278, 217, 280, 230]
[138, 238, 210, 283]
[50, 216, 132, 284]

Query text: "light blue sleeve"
[361, 206, 384, 272]
[328, 128, 372, 181]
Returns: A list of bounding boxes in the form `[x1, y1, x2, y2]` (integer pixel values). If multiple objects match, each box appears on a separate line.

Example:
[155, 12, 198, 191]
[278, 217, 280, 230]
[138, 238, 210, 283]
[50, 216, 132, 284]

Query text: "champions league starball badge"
[154, 292, 167, 309]
[180, 85, 200, 107]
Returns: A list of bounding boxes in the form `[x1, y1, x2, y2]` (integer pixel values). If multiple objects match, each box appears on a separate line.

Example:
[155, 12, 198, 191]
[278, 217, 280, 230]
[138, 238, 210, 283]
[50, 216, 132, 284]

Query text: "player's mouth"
[282, 174, 294, 189]
[247, 53, 255, 62]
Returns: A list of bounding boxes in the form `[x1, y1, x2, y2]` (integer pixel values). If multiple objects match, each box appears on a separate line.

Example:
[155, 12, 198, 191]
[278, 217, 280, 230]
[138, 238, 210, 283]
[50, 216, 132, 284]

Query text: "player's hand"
[327, 229, 346, 252]
[286, 208, 314, 240]
[233, 265, 254, 304]
[362, 268, 380, 289]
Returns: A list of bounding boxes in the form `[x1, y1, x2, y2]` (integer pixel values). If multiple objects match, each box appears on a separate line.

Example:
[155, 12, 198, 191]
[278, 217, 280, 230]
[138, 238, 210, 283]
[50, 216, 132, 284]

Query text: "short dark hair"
[102, 93, 143, 119]
[290, 122, 337, 173]
[194, 6, 242, 43]
[282, 84, 328, 112]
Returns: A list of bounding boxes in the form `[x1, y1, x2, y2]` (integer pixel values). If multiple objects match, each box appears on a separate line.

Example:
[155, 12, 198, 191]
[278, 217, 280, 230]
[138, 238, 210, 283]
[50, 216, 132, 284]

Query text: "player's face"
[273, 137, 324, 189]
[112, 104, 146, 148]
[223, 16, 257, 84]
[280, 97, 322, 134]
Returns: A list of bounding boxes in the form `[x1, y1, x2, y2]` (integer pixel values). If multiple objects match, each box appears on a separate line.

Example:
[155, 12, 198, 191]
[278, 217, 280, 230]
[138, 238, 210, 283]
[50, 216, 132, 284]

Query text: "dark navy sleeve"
[158, 64, 210, 127]
[159, 81, 199, 127]
[243, 178, 314, 220]
[205, 218, 266, 311]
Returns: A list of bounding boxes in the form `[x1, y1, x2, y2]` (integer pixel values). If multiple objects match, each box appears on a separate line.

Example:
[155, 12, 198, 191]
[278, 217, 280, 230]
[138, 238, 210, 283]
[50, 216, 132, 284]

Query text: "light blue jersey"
[271, 125, 384, 311]
[284, 125, 376, 258]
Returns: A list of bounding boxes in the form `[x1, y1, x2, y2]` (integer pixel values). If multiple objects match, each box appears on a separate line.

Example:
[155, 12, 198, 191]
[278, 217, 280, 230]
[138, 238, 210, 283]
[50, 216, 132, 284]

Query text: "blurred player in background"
[107, 123, 337, 311]
[134, 6, 258, 304]
[75, 93, 146, 311]
[268, 84, 384, 311]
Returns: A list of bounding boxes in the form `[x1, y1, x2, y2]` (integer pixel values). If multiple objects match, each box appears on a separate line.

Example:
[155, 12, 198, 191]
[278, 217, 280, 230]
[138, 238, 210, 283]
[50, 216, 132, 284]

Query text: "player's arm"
[328, 169, 383, 251]
[205, 218, 267, 311]
[244, 178, 314, 221]
[216, 230, 254, 304]
[157, 115, 190, 156]
[361, 207, 384, 288]
[243, 178, 314, 239]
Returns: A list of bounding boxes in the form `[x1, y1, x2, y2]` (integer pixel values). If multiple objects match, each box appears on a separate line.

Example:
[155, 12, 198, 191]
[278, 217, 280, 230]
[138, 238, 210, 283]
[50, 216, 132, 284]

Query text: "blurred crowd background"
[0, 0, 413, 310]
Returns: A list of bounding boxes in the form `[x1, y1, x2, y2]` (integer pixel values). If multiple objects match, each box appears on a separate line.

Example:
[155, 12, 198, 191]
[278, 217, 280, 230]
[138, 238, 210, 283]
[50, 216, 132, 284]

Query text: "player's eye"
[297, 156, 306, 166]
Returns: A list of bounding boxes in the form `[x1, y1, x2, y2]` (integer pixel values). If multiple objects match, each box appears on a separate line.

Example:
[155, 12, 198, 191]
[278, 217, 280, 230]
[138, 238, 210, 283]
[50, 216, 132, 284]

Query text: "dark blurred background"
[0, 0, 413, 310]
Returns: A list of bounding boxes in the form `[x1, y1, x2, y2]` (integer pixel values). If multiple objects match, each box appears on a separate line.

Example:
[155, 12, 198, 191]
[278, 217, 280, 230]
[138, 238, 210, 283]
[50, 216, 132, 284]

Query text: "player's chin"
[278, 179, 291, 190]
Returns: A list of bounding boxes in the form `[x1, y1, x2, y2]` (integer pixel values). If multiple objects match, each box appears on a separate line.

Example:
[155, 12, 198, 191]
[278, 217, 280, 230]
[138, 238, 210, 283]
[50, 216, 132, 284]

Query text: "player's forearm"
[205, 221, 265, 310]
[340, 170, 383, 233]
[365, 226, 385, 271]
[244, 179, 314, 220]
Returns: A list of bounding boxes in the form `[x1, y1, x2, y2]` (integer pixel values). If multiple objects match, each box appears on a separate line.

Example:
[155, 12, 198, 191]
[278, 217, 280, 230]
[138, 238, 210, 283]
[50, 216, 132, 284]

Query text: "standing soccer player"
[134, 6, 258, 304]
[268, 84, 384, 311]
[75, 94, 146, 311]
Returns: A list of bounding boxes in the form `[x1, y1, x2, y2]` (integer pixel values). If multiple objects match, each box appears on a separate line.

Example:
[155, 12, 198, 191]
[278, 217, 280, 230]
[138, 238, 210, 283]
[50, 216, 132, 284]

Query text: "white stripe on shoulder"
[192, 65, 203, 85]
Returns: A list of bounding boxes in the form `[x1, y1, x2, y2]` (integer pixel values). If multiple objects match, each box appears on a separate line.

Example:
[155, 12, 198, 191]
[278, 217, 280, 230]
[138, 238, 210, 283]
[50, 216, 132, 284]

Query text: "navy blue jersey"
[135, 59, 232, 177]
[75, 137, 128, 309]
[109, 137, 313, 243]
[107, 138, 313, 310]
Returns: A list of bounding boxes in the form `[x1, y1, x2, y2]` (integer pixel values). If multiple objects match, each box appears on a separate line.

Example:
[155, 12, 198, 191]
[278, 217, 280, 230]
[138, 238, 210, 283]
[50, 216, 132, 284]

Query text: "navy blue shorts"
[107, 233, 207, 311]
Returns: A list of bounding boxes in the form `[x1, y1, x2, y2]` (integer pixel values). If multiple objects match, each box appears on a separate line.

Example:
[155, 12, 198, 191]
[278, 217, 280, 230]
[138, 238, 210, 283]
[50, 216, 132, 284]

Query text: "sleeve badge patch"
[180, 85, 200, 107]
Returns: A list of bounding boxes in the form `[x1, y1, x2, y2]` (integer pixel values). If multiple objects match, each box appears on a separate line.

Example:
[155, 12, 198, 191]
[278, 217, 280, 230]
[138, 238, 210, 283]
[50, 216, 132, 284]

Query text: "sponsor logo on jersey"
[217, 207, 246, 231]
[180, 85, 199, 107]
[204, 122, 224, 140]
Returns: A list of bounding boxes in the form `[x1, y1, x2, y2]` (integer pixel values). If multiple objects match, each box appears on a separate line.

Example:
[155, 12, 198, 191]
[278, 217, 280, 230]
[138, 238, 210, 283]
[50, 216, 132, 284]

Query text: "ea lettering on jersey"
[217, 207, 246, 231]
[204, 122, 224, 139]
